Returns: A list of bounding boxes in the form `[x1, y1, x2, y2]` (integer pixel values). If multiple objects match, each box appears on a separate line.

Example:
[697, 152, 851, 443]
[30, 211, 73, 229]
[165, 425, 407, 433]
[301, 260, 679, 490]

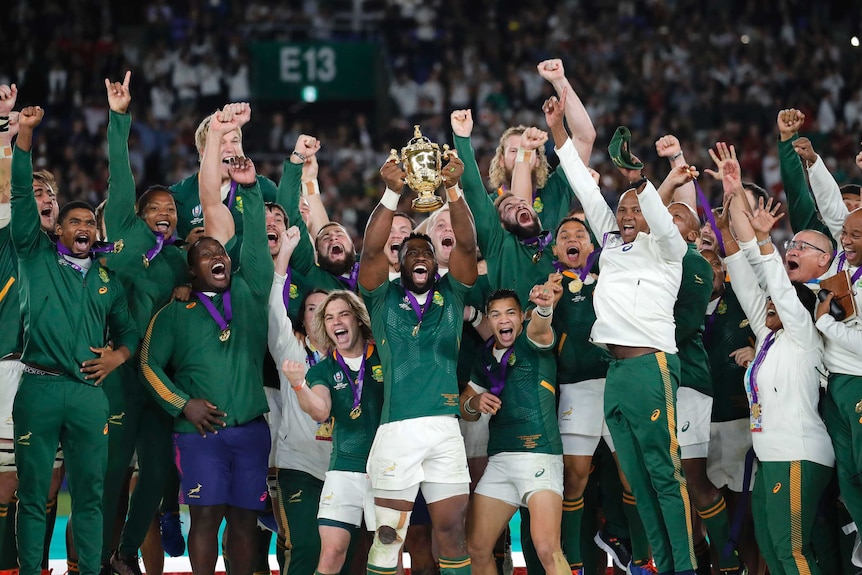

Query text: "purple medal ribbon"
[747, 330, 776, 431]
[57, 241, 117, 274]
[693, 178, 724, 254]
[483, 338, 515, 396]
[226, 180, 238, 210]
[143, 232, 165, 267]
[521, 231, 553, 262]
[337, 262, 360, 292]
[405, 288, 432, 335]
[837, 252, 862, 284]
[553, 249, 599, 282]
[194, 290, 233, 337]
[334, 345, 368, 411]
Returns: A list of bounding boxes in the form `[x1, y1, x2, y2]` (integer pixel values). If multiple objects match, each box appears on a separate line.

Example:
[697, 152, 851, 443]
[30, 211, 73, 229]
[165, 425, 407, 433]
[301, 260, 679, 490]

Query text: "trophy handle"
[388, 149, 400, 164]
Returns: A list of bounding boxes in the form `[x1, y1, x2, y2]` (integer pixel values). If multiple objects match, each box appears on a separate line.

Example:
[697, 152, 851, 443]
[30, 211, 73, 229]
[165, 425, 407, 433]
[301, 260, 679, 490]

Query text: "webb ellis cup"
[389, 125, 450, 212]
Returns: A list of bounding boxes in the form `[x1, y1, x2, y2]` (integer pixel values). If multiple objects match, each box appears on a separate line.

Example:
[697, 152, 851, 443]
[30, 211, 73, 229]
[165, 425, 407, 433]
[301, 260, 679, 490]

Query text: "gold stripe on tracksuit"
[656, 351, 696, 567]
[789, 461, 811, 575]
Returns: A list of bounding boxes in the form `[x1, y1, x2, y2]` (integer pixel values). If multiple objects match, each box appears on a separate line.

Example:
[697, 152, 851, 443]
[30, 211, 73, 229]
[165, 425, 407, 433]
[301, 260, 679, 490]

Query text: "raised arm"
[231, 157, 274, 298]
[553, 138, 617, 240]
[300, 155, 330, 239]
[358, 158, 406, 291]
[282, 360, 332, 423]
[793, 137, 847, 243]
[776, 109, 832, 242]
[451, 110, 505, 255]
[10, 107, 46, 258]
[537, 59, 595, 164]
[0, 85, 18, 213]
[752, 202, 821, 349]
[655, 134, 696, 207]
[277, 135, 320, 276]
[640, 168, 690, 262]
[510, 126, 548, 208]
[267, 240, 305, 364]
[103, 71, 139, 237]
[526, 275, 561, 347]
[200, 104, 248, 246]
[442, 155, 477, 287]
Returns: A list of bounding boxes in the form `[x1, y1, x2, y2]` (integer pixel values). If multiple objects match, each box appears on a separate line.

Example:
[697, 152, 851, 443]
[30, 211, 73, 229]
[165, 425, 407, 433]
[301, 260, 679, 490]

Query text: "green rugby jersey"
[704, 284, 754, 422]
[553, 273, 609, 383]
[140, 180, 274, 431]
[0, 223, 22, 356]
[457, 273, 492, 386]
[307, 345, 384, 472]
[10, 147, 139, 382]
[361, 274, 469, 423]
[471, 329, 561, 456]
[454, 135, 556, 305]
[674, 244, 713, 395]
[534, 169, 575, 233]
[102, 111, 189, 337]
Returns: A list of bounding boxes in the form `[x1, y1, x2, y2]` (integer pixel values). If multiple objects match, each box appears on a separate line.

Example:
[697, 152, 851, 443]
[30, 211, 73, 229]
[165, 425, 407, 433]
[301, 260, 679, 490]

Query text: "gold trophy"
[389, 125, 448, 212]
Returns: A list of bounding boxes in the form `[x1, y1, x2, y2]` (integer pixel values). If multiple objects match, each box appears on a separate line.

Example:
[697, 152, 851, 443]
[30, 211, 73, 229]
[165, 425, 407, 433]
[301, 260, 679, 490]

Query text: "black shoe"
[594, 527, 632, 570]
[110, 552, 143, 575]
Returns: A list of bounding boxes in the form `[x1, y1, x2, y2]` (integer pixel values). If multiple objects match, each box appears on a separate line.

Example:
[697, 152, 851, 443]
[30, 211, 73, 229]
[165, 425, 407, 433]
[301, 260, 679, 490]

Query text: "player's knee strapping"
[367, 506, 411, 568]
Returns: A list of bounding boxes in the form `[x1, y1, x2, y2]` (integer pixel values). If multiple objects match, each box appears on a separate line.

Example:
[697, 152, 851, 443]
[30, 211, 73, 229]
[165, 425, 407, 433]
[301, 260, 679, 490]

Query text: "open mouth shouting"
[155, 220, 171, 234]
[73, 233, 91, 254]
[440, 235, 455, 249]
[412, 263, 428, 285]
[333, 327, 350, 346]
[496, 325, 516, 347]
[267, 231, 279, 249]
[211, 261, 227, 282]
[517, 208, 533, 226]
[389, 241, 401, 255]
[329, 244, 345, 259]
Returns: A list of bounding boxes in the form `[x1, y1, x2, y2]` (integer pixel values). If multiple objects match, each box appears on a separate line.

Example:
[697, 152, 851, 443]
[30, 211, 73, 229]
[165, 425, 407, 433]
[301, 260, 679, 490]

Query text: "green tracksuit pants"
[14, 373, 108, 575]
[604, 351, 695, 574]
[116, 373, 175, 557]
[752, 460, 832, 575]
[821, 373, 862, 529]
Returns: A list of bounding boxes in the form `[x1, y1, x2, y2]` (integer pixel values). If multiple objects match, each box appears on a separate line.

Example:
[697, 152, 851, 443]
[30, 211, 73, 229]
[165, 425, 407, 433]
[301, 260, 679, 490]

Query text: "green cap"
[607, 126, 644, 170]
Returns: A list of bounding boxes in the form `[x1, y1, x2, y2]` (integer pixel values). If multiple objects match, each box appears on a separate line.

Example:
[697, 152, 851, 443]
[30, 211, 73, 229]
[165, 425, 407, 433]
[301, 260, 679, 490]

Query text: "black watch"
[629, 175, 647, 189]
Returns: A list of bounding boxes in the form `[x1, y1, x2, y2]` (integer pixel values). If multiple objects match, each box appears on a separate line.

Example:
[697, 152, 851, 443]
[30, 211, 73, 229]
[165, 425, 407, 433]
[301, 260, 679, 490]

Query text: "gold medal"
[350, 406, 362, 419]
[532, 251, 543, 264]
[112, 239, 124, 253]
[856, 400, 862, 414]
[568, 277, 583, 294]
[219, 328, 231, 342]
[142, 255, 150, 269]
[751, 403, 761, 419]
[412, 323, 421, 337]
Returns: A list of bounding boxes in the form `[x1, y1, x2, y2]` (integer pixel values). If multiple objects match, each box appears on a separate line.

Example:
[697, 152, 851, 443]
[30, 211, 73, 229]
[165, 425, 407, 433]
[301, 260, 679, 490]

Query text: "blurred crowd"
[3, 0, 862, 245]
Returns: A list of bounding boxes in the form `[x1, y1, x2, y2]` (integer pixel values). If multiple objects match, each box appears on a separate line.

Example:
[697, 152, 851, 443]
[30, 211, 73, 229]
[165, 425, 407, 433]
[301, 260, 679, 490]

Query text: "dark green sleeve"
[259, 175, 279, 202]
[106, 274, 140, 354]
[140, 305, 189, 417]
[675, 250, 714, 342]
[452, 134, 504, 256]
[238, 181, 275, 299]
[9, 147, 47, 259]
[104, 111, 139, 238]
[276, 159, 316, 274]
[539, 169, 575, 231]
[779, 136, 834, 246]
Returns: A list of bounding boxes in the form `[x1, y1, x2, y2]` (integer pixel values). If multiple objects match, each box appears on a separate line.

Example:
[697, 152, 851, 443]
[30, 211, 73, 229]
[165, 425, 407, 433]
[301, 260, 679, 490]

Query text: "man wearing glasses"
[782, 234, 833, 284]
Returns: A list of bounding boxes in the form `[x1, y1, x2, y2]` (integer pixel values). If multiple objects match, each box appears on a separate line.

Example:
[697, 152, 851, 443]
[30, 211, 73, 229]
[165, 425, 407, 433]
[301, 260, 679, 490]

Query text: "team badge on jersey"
[289, 284, 298, 299]
[533, 196, 544, 214]
[433, 291, 443, 306]
[235, 197, 244, 214]
[372, 365, 383, 382]
[192, 204, 203, 218]
[718, 299, 727, 315]
[98, 268, 110, 284]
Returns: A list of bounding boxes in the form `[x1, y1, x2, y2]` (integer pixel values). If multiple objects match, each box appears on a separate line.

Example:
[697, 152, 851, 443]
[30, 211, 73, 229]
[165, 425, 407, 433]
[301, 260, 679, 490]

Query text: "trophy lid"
[407, 125, 437, 149]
